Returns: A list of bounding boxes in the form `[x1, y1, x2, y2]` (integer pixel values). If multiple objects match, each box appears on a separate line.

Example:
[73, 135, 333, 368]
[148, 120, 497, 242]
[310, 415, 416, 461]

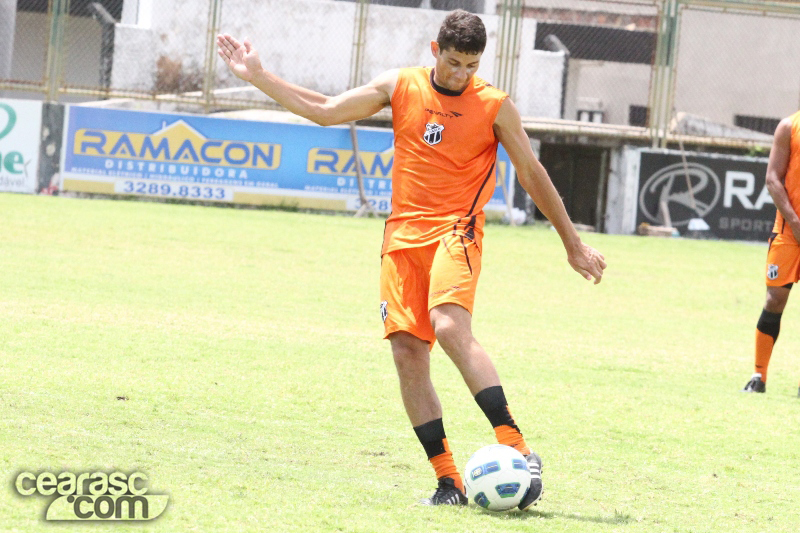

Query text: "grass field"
[2, 193, 799, 533]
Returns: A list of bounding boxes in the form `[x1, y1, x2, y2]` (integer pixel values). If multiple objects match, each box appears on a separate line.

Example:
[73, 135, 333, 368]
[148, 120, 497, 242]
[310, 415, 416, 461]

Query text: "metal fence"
[2, 0, 799, 147]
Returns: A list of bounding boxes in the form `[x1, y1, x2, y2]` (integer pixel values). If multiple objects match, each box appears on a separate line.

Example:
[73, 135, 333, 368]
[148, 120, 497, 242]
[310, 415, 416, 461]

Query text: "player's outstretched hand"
[216, 34, 262, 83]
[568, 242, 606, 284]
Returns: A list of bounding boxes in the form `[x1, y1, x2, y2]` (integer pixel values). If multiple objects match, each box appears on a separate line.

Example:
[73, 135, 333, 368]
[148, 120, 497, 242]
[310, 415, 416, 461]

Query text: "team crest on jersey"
[768, 264, 779, 280]
[380, 300, 388, 322]
[423, 122, 444, 146]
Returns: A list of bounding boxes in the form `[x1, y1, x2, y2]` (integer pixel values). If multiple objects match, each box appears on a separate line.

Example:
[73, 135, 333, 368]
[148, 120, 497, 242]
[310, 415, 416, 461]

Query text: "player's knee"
[433, 318, 466, 352]
[431, 314, 451, 337]
[390, 333, 428, 366]
[765, 290, 790, 312]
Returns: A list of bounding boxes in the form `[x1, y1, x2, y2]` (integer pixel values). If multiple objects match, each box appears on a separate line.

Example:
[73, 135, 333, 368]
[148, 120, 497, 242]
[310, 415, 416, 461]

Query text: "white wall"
[523, 0, 655, 17]
[359, 5, 451, 79]
[109, 0, 563, 117]
[564, 60, 651, 124]
[516, 18, 564, 119]
[10, 12, 49, 83]
[8, 1, 800, 127]
[0, 0, 16, 80]
[675, 9, 800, 125]
[11, 12, 103, 89]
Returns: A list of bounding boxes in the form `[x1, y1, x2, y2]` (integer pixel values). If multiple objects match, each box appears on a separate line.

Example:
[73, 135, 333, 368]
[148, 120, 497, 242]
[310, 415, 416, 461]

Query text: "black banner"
[637, 151, 775, 241]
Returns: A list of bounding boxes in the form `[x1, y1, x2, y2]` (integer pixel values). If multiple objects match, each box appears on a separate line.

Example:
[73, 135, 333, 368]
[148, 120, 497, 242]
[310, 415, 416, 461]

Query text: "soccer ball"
[464, 444, 530, 511]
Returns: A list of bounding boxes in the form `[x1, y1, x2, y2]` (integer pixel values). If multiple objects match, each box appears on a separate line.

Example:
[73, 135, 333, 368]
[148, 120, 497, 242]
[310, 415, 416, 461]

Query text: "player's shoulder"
[396, 66, 430, 79]
[471, 76, 507, 100]
[777, 113, 800, 139]
[785, 111, 800, 128]
[390, 67, 429, 91]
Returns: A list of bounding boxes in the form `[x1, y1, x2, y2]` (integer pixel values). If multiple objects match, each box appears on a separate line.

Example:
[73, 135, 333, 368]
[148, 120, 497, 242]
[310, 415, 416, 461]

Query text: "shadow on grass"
[534, 509, 634, 525]
[472, 507, 634, 525]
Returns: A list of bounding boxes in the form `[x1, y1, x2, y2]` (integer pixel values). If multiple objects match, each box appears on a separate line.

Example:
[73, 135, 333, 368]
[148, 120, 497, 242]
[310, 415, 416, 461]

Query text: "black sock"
[474, 385, 520, 432]
[413, 418, 447, 459]
[757, 309, 782, 342]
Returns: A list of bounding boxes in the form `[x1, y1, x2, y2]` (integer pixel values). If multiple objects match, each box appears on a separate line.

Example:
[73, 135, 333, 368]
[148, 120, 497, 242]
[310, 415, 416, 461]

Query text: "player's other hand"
[568, 242, 606, 284]
[217, 34, 262, 83]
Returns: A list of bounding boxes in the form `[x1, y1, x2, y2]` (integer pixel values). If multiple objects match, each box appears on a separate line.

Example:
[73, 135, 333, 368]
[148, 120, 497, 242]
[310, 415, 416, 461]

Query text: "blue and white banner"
[61, 106, 514, 213]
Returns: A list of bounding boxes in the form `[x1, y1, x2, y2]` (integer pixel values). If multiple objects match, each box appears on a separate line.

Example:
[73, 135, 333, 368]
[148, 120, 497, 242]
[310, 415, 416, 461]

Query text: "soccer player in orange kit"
[218, 9, 606, 507]
[743, 111, 800, 397]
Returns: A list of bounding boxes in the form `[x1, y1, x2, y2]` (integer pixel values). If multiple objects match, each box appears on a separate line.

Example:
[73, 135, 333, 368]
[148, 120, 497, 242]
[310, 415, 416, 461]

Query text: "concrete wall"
[10, 12, 49, 84]
[109, 0, 564, 117]
[675, 8, 800, 125]
[357, 5, 449, 82]
[0, 0, 16, 81]
[563, 60, 652, 125]
[516, 17, 564, 119]
[10, 12, 103, 89]
[11, 1, 800, 128]
[113, 0, 212, 93]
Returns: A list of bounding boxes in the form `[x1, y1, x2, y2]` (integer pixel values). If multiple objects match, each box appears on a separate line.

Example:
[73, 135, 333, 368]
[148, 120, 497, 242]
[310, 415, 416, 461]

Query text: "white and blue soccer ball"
[464, 444, 530, 511]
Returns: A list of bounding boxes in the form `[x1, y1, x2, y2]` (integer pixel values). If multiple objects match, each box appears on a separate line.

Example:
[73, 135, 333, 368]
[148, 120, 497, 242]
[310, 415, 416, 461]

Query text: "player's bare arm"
[765, 118, 800, 242]
[216, 34, 396, 126]
[494, 98, 606, 284]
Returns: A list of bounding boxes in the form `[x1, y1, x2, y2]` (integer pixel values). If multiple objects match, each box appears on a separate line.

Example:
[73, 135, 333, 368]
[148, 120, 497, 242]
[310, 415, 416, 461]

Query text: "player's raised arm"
[216, 34, 396, 126]
[493, 98, 606, 284]
[765, 118, 800, 242]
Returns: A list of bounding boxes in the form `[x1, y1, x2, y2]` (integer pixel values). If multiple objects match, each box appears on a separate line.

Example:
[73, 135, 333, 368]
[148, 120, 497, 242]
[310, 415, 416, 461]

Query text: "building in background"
[2, 0, 797, 236]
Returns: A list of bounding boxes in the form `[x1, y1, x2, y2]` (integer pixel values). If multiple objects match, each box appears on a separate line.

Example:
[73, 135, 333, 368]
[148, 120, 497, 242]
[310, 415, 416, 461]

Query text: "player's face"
[431, 42, 481, 92]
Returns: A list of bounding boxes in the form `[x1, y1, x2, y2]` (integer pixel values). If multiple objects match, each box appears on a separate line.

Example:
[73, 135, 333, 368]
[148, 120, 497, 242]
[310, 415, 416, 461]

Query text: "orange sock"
[474, 386, 531, 456]
[494, 419, 531, 456]
[430, 439, 463, 492]
[413, 419, 463, 492]
[755, 330, 775, 382]
[755, 309, 782, 383]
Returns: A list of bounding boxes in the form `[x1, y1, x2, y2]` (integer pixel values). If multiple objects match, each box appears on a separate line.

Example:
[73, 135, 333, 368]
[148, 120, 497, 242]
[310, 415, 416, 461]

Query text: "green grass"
[1, 193, 799, 532]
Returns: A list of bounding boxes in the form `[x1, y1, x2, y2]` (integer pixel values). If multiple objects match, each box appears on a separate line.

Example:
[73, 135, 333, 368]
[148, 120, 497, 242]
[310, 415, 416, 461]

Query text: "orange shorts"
[380, 233, 482, 346]
[766, 232, 800, 286]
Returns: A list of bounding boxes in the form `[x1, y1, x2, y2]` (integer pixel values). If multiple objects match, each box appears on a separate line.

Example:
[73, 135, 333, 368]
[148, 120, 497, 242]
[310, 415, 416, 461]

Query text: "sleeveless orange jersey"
[382, 67, 508, 255]
[773, 110, 800, 239]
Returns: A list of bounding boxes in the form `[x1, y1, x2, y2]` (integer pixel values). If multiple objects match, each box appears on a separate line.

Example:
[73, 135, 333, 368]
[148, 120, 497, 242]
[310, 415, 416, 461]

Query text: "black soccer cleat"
[420, 477, 467, 506]
[742, 373, 766, 393]
[518, 451, 544, 511]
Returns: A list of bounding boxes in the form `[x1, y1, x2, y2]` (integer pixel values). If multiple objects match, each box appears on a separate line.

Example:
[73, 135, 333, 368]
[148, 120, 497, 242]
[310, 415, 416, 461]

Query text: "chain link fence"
[670, 1, 800, 143]
[517, 0, 659, 128]
[2, 0, 799, 145]
[2, 0, 49, 92]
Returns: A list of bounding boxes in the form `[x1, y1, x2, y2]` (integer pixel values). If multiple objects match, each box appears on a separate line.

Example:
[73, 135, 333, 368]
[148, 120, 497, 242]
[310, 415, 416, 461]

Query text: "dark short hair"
[437, 9, 486, 55]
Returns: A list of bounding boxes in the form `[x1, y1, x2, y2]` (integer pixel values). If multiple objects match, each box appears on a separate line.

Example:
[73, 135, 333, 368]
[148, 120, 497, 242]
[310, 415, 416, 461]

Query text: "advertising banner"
[61, 107, 514, 214]
[0, 99, 42, 194]
[637, 150, 774, 241]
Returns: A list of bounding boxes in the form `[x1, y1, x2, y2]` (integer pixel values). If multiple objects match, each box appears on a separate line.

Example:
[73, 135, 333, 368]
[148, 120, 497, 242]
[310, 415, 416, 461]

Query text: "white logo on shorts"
[767, 264, 779, 280]
[380, 300, 388, 322]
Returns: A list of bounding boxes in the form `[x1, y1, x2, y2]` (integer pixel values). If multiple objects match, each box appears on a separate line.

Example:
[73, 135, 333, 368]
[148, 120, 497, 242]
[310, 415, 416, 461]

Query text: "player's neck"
[430, 69, 468, 96]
